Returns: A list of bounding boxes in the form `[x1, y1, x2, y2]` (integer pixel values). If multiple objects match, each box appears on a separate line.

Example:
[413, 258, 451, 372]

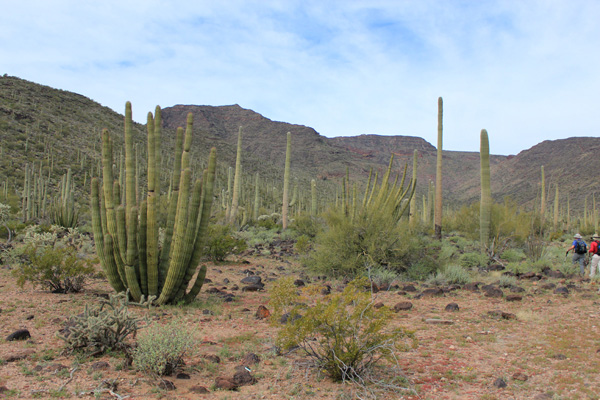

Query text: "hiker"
[566, 233, 587, 275]
[589, 234, 600, 278]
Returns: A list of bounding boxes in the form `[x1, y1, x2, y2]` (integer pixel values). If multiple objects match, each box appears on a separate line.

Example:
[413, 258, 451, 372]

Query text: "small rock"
[158, 380, 176, 390]
[203, 355, 221, 364]
[393, 302, 413, 312]
[421, 288, 444, 297]
[0, 386, 8, 394]
[445, 303, 460, 312]
[541, 283, 556, 290]
[189, 385, 210, 394]
[463, 282, 481, 291]
[554, 287, 569, 295]
[493, 378, 507, 388]
[483, 286, 504, 298]
[512, 372, 528, 381]
[510, 286, 525, 293]
[223, 278, 230, 284]
[280, 312, 302, 324]
[233, 369, 256, 386]
[424, 319, 454, 325]
[506, 294, 522, 302]
[242, 284, 263, 292]
[320, 285, 331, 295]
[373, 302, 385, 309]
[241, 276, 262, 285]
[202, 309, 214, 315]
[402, 284, 418, 292]
[91, 361, 110, 371]
[241, 353, 261, 366]
[6, 329, 31, 341]
[551, 353, 567, 360]
[294, 279, 305, 287]
[255, 305, 270, 320]
[3, 349, 35, 363]
[176, 372, 191, 379]
[25, 315, 34, 320]
[215, 376, 238, 391]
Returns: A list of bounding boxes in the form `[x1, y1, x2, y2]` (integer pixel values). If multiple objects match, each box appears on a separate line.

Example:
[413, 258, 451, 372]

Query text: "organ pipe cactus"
[434, 97, 443, 239]
[91, 102, 217, 305]
[480, 129, 491, 252]
[282, 132, 291, 230]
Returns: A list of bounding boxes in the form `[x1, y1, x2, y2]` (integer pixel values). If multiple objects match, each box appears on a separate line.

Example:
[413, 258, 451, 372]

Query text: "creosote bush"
[271, 277, 416, 382]
[133, 319, 194, 376]
[204, 224, 247, 262]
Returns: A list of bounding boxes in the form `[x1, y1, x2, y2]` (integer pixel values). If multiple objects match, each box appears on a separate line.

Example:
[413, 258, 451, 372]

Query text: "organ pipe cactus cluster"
[91, 102, 217, 305]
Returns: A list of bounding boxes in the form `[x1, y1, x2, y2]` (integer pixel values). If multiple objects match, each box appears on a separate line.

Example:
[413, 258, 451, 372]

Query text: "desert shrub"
[272, 277, 416, 382]
[133, 319, 194, 376]
[306, 209, 434, 278]
[294, 234, 311, 254]
[58, 292, 144, 354]
[367, 266, 400, 289]
[525, 235, 546, 262]
[496, 274, 517, 288]
[443, 264, 472, 285]
[505, 262, 529, 275]
[289, 214, 323, 238]
[236, 226, 279, 248]
[255, 213, 281, 229]
[459, 252, 487, 269]
[204, 224, 246, 261]
[426, 271, 448, 286]
[500, 248, 526, 263]
[13, 244, 94, 293]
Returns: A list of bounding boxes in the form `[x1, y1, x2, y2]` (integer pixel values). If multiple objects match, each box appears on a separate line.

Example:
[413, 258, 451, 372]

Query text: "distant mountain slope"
[0, 75, 597, 213]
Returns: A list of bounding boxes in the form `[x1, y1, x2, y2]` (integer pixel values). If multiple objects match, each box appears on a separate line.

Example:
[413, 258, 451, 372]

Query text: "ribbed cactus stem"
[540, 165, 546, 230]
[146, 112, 159, 296]
[254, 172, 260, 219]
[409, 149, 418, 228]
[434, 97, 443, 239]
[282, 132, 291, 230]
[229, 126, 243, 225]
[554, 184, 559, 230]
[480, 129, 491, 253]
[311, 179, 317, 216]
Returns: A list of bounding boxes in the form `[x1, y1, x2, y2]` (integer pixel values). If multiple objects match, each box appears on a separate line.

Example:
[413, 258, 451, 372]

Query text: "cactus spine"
[434, 97, 443, 239]
[480, 129, 491, 252]
[91, 103, 217, 305]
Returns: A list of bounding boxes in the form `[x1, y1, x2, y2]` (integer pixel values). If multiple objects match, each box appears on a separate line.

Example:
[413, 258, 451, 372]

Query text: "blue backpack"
[575, 240, 587, 254]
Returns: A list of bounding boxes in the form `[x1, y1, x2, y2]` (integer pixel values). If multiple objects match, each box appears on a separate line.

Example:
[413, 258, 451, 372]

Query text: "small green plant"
[272, 277, 416, 382]
[133, 319, 195, 376]
[294, 234, 311, 254]
[500, 248, 526, 263]
[459, 252, 487, 268]
[442, 264, 472, 285]
[496, 274, 517, 288]
[57, 291, 145, 354]
[204, 224, 247, 262]
[13, 244, 94, 293]
[368, 266, 400, 289]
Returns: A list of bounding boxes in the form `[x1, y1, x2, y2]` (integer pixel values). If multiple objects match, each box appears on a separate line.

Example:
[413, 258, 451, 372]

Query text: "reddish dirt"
[1, 256, 600, 399]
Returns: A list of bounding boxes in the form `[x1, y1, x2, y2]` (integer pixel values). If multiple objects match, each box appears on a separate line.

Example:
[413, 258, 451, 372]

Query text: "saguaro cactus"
[480, 129, 491, 252]
[91, 103, 217, 305]
[229, 126, 243, 225]
[282, 132, 291, 230]
[409, 149, 418, 229]
[434, 97, 443, 239]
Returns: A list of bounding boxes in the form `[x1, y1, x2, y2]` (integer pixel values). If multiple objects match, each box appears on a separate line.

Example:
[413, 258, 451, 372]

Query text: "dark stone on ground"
[421, 288, 444, 297]
[551, 353, 567, 360]
[202, 309, 214, 315]
[215, 377, 237, 390]
[294, 279, 305, 287]
[510, 286, 525, 293]
[176, 372, 191, 379]
[506, 294, 522, 302]
[25, 315, 34, 320]
[203, 355, 221, 364]
[233, 369, 256, 386]
[396, 290, 407, 295]
[541, 283, 556, 290]
[241, 353, 261, 366]
[321, 285, 331, 295]
[393, 302, 413, 312]
[242, 284, 264, 292]
[6, 329, 31, 341]
[241, 276, 262, 285]
[488, 310, 517, 320]
[223, 278, 230, 284]
[445, 303, 459, 312]
[158, 380, 176, 390]
[402, 284, 417, 292]
[280, 312, 302, 324]
[512, 372, 528, 381]
[554, 287, 569, 295]
[493, 378, 507, 388]
[3, 349, 35, 362]
[488, 264, 505, 271]
[463, 282, 481, 291]
[255, 305, 270, 320]
[189, 385, 210, 394]
[547, 270, 565, 279]
[373, 302, 385, 309]
[483, 286, 504, 298]
[206, 287, 221, 294]
[231, 285, 239, 291]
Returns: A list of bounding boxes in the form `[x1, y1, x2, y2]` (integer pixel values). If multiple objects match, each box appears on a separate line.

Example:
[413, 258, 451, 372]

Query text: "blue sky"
[1, 0, 599, 155]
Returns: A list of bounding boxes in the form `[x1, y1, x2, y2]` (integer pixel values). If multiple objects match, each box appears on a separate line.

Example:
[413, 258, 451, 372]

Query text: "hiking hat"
[593, 234, 600, 239]
[574, 233, 582, 239]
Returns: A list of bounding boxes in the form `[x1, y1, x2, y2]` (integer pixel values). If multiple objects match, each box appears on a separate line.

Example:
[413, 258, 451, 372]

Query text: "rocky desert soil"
[1, 253, 600, 400]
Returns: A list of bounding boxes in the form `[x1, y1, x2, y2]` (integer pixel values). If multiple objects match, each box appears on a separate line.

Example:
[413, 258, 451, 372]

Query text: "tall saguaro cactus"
[91, 103, 217, 305]
[480, 129, 491, 252]
[229, 126, 243, 225]
[409, 149, 418, 229]
[434, 97, 443, 239]
[282, 132, 291, 230]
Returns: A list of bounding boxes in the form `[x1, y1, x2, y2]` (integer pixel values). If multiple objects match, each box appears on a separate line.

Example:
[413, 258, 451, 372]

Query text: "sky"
[1, 1, 599, 155]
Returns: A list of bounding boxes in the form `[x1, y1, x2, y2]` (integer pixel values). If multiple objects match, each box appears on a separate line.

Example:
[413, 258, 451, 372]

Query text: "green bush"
[13, 244, 94, 293]
[204, 224, 246, 262]
[272, 277, 416, 382]
[496, 274, 517, 288]
[500, 248, 526, 263]
[133, 319, 194, 376]
[58, 292, 144, 354]
[442, 264, 472, 285]
[459, 252, 487, 269]
[367, 266, 400, 288]
[236, 226, 279, 248]
[289, 214, 323, 238]
[294, 234, 312, 254]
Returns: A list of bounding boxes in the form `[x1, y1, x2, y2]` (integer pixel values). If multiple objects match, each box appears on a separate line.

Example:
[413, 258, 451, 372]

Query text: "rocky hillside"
[0, 75, 597, 212]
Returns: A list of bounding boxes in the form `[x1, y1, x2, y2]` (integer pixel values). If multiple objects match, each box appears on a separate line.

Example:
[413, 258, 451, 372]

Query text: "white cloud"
[1, 0, 599, 155]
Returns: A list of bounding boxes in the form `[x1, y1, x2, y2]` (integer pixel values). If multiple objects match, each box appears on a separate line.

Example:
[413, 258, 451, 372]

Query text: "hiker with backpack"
[588, 234, 600, 278]
[566, 233, 587, 275]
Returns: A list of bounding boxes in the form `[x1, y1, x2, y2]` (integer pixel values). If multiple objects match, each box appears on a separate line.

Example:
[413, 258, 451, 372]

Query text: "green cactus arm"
[146, 112, 159, 296]
[480, 129, 491, 252]
[183, 264, 207, 304]
[282, 132, 291, 230]
[138, 200, 148, 295]
[229, 126, 243, 224]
